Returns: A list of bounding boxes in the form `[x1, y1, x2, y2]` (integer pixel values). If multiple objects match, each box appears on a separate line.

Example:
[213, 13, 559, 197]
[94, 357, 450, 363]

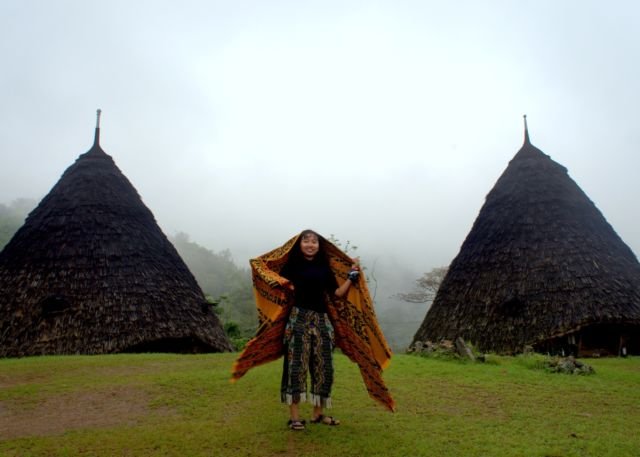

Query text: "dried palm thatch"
[412, 119, 640, 356]
[0, 114, 232, 356]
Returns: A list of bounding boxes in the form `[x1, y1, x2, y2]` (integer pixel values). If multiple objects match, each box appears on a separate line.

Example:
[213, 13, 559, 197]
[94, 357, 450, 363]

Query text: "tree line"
[0, 198, 37, 250]
[169, 232, 257, 348]
[1, 198, 447, 352]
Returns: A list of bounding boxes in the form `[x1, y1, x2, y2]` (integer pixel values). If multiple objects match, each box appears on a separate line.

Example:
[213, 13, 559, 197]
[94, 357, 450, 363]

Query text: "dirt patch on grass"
[0, 385, 166, 439]
[0, 372, 52, 389]
[420, 381, 511, 421]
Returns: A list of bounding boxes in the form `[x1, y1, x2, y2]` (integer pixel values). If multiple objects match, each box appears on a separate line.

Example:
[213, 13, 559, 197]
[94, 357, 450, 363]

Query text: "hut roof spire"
[523, 114, 530, 145]
[93, 109, 102, 147]
[88, 109, 106, 156]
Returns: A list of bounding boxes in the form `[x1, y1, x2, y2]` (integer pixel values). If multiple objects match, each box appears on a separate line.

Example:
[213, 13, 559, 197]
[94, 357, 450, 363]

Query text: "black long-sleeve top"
[280, 257, 338, 313]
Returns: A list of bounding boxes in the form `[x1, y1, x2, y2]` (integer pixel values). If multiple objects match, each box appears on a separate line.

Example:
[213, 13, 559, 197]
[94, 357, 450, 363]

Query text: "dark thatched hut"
[412, 118, 640, 356]
[0, 113, 232, 356]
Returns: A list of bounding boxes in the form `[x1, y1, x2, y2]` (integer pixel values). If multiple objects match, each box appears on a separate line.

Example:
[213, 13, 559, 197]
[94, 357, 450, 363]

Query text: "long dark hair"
[285, 229, 331, 270]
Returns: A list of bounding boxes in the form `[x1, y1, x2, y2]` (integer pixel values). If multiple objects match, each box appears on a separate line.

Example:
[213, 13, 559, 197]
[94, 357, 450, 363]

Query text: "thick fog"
[2, 1, 639, 336]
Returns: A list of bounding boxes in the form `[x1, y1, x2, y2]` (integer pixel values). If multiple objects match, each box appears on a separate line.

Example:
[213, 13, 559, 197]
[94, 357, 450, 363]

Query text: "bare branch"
[396, 266, 448, 304]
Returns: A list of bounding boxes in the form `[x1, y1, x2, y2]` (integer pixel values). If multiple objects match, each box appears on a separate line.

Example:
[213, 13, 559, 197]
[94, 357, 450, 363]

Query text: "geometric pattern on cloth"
[231, 232, 396, 412]
[281, 306, 334, 408]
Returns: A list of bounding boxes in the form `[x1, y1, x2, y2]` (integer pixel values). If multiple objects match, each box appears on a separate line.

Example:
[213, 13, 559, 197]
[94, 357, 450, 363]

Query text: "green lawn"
[1, 352, 639, 456]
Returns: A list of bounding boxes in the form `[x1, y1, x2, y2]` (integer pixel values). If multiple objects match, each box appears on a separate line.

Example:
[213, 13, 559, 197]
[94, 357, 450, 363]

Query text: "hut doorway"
[578, 324, 639, 357]
[534, 324, 640, 357]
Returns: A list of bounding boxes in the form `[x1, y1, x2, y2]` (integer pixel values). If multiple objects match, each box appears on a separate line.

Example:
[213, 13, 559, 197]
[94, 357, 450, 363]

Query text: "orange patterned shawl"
[231, 233, 395, 412]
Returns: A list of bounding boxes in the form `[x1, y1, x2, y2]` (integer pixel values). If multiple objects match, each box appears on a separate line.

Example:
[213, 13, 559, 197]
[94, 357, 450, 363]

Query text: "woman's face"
[300, 233, 320, 260]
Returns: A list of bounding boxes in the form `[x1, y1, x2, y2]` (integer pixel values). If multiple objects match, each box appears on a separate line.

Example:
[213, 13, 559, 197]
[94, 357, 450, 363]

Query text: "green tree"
[171, 233, 257, 337]
[206, 294, 251, 351]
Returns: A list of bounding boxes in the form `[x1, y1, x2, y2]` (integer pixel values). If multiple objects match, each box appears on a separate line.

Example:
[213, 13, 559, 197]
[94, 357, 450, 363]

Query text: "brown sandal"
[311, 415, 340, 426]
[287, 419, 306, 431]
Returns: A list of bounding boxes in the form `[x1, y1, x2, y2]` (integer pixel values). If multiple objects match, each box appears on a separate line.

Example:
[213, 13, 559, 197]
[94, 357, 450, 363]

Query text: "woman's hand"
[346, 257, 361, 283]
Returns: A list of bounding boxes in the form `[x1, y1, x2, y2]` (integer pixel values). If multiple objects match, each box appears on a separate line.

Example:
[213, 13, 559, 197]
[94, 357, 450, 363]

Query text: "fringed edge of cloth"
[309, 394, 332, 408]
[280, 393, 333, 408]
[230, 233, 396, 412]
[281, 392, 307, 405]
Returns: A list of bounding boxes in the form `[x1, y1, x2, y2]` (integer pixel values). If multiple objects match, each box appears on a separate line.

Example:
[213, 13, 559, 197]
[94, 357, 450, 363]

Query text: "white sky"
[1, 0, 639, 279]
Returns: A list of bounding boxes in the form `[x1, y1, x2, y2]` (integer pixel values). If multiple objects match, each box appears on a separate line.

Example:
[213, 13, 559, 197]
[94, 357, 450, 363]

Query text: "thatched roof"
[412, 120, 640, 353]
[0, 115, 232, 356]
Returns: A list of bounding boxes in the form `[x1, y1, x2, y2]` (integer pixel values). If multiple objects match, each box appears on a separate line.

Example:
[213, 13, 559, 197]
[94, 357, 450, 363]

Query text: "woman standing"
[231, 230, 395, 431]
[278, 230, 360, 430]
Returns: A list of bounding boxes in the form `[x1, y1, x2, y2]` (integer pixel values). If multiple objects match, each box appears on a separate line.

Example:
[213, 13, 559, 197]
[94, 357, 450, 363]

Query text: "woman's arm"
[335, 278, 353, 298]
[334, 259, 360, 298]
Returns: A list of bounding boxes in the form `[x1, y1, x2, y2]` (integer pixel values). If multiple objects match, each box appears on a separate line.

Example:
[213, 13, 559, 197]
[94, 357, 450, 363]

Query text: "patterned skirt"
[281, 306, 335, 408]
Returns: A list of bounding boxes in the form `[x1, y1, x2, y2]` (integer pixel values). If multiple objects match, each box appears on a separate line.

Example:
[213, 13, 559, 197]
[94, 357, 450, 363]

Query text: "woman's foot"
[311, 414, 340, 426]
[287, 419, 306, 431]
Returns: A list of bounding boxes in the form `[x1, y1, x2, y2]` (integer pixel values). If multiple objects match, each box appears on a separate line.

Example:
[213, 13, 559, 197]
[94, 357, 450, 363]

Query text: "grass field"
[1, 352, 639, 456]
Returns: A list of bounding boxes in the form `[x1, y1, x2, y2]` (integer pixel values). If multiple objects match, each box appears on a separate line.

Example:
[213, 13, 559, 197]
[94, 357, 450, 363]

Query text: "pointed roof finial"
[523, 114, 530, 144]
[93, 109, 102, 147]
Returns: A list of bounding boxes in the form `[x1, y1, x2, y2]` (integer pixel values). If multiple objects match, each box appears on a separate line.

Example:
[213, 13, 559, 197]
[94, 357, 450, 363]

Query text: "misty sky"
[1, 0, 639, 280]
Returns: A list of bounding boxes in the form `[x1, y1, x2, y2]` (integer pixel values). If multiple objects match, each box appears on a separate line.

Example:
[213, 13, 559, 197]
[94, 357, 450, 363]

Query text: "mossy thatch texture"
[412, 130, 640, 355]
[0, 128, 232, 356]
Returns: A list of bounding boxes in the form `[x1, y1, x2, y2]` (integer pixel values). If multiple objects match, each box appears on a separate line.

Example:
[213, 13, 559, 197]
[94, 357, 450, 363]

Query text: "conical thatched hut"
[0, 112, 232, 356]
[412, 118, 640, 356]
